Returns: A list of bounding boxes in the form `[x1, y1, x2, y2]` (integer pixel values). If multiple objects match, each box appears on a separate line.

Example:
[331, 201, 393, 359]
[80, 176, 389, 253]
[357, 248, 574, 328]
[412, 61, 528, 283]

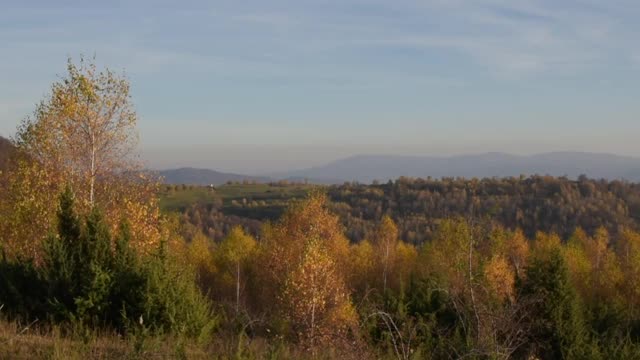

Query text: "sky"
[1, 0, 639, 173]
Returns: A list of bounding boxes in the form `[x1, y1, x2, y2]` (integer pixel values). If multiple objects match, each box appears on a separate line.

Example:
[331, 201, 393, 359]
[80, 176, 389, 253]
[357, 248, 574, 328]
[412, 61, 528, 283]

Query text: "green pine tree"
[518, 249, 589, 359]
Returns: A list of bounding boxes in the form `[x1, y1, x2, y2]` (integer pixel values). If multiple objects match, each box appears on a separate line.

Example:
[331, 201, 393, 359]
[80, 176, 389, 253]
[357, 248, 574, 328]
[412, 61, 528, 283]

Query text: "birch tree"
[373, 215, 398, 292]
[255, 193, 356, 347]
[282, 236, 356, 348]
[1, 56, 159, 259]
[217, 226, 256, 313]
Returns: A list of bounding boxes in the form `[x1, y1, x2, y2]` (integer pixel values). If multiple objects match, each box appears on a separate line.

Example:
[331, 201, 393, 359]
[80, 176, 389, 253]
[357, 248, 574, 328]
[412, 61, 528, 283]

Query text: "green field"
[159, 183, 319, 220]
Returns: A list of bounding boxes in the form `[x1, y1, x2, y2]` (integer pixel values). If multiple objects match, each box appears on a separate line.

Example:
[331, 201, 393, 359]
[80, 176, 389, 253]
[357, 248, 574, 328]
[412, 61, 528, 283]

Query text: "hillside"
[158, 167, 271, 185]
[171, 175, 640, 245]
[281, 152, 640, 183]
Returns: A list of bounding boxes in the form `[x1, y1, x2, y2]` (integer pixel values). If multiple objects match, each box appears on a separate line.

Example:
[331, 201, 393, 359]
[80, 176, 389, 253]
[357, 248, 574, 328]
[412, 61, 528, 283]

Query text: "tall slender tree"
[217, 226, 256, 313]
[1, 56, 159, 260]
[373, 215, 398, 292]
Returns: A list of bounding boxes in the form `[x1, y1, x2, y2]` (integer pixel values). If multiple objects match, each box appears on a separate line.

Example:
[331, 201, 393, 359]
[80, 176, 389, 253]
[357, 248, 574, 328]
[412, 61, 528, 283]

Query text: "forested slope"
[174, 176, 640, 244]
[329, 175, 640, 243]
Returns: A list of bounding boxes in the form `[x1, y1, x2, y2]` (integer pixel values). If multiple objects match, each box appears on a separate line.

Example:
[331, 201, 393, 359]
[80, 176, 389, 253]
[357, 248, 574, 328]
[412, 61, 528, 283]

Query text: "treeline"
[329, 176, 640, 244]
[178, 175, 640, 246]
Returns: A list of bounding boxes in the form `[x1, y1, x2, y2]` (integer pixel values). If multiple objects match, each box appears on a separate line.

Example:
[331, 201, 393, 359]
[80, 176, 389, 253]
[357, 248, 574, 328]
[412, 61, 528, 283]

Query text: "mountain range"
[159, 152, 640, 184]
[3, 138, 640, 184]
[158, 167, 270, 185]
[275, 152, 640, 183]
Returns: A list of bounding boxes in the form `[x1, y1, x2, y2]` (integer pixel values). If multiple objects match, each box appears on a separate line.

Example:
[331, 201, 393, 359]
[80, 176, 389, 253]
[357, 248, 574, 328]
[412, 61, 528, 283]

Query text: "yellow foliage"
[281, 237, 356, 346]
[507, 229, 530, 277]
[1, 57, 160, 260]
[563, 241, 592, 297]
[532, 231, 562, 259]
[258, 192, 351, 302]
[394, 241, 417, 290]
[419, 218, 474, 294]
[483, 255, 515, 303]
[189, 232, 217, 275]
[217, 226, 256, 265]
[348, 240, 376, 297]
[256, 193, 356, 345]
[564, 227, 622, 301]
[617, 230, 640, 308]
[373, 215, 399, 292]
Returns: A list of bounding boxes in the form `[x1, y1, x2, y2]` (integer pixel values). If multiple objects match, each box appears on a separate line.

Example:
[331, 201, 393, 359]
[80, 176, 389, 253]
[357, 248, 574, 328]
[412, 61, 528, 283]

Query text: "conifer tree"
[518, 248, 587, 359]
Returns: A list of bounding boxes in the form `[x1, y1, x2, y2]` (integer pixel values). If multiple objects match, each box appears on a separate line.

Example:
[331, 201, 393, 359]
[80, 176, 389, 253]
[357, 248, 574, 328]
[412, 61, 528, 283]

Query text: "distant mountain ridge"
[278, 152, 640, 183]
[158, 152, 640, 185]
[158, 167, 270, 185]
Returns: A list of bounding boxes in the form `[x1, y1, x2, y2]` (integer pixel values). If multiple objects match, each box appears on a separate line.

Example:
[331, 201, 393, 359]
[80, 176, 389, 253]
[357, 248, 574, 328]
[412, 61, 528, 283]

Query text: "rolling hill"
[158, 167, 271, 185]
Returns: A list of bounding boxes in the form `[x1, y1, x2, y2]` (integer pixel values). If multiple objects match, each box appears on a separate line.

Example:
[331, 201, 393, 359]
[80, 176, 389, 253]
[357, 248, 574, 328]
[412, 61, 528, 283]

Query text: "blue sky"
[1, 0, 639, 173]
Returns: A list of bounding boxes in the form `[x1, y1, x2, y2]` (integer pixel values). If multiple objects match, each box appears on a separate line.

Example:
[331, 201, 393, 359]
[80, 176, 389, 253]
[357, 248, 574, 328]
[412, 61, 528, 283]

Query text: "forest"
[1, 59, 640, 359]
[174, 175, 640, 245]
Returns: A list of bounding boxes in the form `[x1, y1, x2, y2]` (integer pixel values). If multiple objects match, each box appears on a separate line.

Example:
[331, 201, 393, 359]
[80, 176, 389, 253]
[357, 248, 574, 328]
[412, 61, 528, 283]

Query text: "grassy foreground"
[0, 319, 370, 360]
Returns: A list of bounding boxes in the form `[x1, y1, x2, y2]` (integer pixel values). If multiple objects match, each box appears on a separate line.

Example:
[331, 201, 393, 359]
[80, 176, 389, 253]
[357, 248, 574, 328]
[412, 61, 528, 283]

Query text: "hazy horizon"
[142, 145, 640, 175]
[2, 0, 640, 173]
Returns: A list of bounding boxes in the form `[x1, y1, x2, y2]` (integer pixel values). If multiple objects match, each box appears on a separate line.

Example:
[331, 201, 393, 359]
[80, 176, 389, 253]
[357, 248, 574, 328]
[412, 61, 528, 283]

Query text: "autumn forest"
[2, 59, 640, 360]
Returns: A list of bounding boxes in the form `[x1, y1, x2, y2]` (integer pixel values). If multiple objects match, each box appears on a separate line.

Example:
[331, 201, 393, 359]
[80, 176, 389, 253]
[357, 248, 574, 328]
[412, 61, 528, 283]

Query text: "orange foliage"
[255, 193, 356, 344]
[483, 255, 515, 303]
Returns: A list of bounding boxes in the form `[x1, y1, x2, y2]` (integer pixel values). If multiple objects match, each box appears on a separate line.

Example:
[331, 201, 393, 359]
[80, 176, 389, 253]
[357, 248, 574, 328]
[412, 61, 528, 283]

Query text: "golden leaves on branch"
[256, 193, 357, 347]
[483, 255, 515, 303]
[0, 56, 159, 260]
[282, 237, 357, 347]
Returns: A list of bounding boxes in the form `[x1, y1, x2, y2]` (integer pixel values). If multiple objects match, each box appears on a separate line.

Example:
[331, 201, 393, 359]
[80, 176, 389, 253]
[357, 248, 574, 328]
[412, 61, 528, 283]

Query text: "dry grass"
[0, 319, 379, 360]
[0, 320, 209, 360]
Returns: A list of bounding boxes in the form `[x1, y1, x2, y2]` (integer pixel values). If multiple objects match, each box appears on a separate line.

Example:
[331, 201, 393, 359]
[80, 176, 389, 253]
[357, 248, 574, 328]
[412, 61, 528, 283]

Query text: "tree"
[565, 228, 622, 299]
[418, 218, 474, 295]
[2, 56, 159, 260]
[394, 241, 417, 292]
[373, 216, 399, 292]
[617, 229, 640, 314]
[563, 230, 592, 300]
[507, 229, 530, 278]
[484, 255, 516, 303]
[255, 193, 355, 346]
[17, 56, 138, 207]
[481, 227, 523, 303]
[517, 248, 587, 359]
[217, 226, 256, 313]
[348, 240, 376, 300]
[282, 237, 357, 348]
[37, 187, 214, 335]
[186, 231, 217, 297]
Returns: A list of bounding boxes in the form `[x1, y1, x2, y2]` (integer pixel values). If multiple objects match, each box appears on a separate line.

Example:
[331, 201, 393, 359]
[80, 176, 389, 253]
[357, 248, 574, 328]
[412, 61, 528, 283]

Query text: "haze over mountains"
[278, 152, 640, 183]
[157, 151, 640, 185]
[3, 135, 640, 185]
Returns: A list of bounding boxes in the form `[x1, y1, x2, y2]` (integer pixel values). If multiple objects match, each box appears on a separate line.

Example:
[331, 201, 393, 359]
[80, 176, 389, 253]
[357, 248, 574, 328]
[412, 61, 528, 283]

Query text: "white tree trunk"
[236, 260, 240, 313]
[90, 131, 96, 206]
[383, 241, 389, 292]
